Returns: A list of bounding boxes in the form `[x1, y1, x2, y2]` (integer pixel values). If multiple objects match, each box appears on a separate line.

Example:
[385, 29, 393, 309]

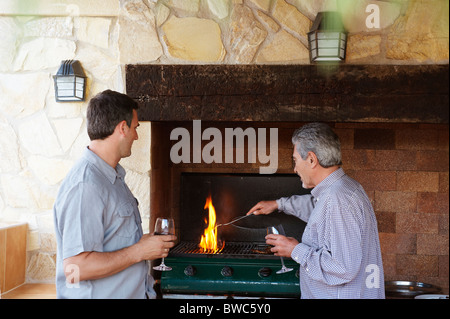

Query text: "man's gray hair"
[292, 123, 342, 168]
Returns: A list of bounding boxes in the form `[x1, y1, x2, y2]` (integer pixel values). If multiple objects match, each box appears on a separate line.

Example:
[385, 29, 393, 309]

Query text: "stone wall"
[0, 0, 448, 283]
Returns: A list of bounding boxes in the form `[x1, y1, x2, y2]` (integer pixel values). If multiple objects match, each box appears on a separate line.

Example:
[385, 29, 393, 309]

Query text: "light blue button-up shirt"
[53, 148, 154, 299]
[277, 168, 385, 299]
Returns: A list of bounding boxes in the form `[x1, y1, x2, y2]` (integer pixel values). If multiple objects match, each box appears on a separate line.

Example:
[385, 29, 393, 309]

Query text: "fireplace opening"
[179, 172, 309, 246]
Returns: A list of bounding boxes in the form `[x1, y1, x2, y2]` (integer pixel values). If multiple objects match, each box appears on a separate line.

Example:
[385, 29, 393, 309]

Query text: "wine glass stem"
[280, 256, 286, 268]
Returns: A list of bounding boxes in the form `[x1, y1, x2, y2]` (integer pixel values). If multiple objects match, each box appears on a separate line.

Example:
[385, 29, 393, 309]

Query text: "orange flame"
[199, 195, 224, 253]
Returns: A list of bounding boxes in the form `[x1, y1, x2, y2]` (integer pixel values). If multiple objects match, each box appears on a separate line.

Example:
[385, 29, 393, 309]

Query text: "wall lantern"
[308, 11, 347, 63]
[53, 60, 87, 102]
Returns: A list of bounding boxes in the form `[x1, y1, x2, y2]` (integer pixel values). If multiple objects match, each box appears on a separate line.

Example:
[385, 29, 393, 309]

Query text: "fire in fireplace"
[199, 195, 224, 253]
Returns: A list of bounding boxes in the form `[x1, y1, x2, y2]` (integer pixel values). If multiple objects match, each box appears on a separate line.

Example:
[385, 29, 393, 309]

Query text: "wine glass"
[153, 218, 175, 271]
[267, 225, 294, 274]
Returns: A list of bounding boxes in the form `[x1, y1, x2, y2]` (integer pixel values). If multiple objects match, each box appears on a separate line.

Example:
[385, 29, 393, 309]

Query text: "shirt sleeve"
[290, 197, 363, 286]
[56, 182, 105, 259]
[276, 194, 314, 222]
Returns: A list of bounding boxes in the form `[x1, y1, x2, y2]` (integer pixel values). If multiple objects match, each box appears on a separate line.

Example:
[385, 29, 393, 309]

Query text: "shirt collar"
[83, 147, 126, 184]
[311, 167, 345, 200]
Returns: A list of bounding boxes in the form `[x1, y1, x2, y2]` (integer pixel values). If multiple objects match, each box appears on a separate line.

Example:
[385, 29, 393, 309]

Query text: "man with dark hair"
[248, 123, 384, 299]
[53, 90, 175, 299]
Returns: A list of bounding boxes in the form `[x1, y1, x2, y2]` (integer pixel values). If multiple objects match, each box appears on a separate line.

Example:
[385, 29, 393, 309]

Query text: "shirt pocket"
[116, 202, 139, 237]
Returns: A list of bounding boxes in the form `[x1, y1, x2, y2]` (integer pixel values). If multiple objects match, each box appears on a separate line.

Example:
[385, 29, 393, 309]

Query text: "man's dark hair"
[87, 90, 138, 141]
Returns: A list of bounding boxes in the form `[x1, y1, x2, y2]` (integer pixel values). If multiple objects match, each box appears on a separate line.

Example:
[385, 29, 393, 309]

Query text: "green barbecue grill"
[161, 242, 300, 298]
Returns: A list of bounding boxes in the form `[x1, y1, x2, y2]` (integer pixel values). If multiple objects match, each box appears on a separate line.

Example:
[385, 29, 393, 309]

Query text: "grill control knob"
[221, 266, 233, 277]
[184, 265, 196, 277]
[258, 267, 272, 278]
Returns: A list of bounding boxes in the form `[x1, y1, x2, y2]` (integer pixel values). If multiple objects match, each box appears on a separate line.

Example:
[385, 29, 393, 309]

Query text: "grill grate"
[169, 241, 272, 257]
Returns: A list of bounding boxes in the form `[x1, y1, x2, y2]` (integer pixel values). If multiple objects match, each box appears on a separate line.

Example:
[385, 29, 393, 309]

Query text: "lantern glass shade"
[53, 60, 86, 102]
[308, 12, 347, 62]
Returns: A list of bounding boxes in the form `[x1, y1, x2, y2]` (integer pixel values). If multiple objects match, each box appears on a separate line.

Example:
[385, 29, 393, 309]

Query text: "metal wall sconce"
[53, 60, 87, 102]
[308, 11, 348, 63]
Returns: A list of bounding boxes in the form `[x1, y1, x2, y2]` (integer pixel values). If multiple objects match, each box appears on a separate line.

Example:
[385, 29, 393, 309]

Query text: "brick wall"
[336, 123, 449, 294]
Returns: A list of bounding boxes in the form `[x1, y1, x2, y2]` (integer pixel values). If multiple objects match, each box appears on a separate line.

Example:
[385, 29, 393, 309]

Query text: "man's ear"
[308, 152, 319, 168]
[116, 120, 128, 137]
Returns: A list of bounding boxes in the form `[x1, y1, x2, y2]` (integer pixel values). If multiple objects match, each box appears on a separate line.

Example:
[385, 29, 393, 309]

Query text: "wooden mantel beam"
[126, 64, 449, 123]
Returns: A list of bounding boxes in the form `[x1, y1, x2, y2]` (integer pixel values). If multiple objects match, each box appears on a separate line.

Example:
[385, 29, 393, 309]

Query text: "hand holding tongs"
[216, 213, 254, 228]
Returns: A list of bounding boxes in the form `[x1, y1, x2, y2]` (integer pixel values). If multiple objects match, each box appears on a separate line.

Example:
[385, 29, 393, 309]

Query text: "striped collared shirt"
[277, 168, 385, 299]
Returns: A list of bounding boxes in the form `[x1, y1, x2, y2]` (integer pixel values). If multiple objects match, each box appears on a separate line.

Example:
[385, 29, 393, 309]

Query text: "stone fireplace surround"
[126, 64, 449, 292]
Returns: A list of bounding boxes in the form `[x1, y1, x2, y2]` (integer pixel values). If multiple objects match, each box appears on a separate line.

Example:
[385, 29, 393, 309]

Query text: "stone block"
[163, 16, 225, 62]
[396, 212, 439, 234]
[76, 17, 111, 49]
[228, 4, 267, 63]
[396, 129, 440, 151]
[347, 34, 381, 62]
[28, 156, 73, 186]
[396, 254, 439, 277]
[354, 128, 395, 150]
[417, 234, 449, 256]
[119, 1, 162, 64]
[52, 118, 84, 153]
[155, 3, 170, 26]
[23, 17, 73, 38]
[0, 117, 22, 173]
[14, 38, 76, 71]
[1, 174, 37, 209]
[397, 171, 440, 193]
[386, 0, 449, 62]
[272, 0, 311, 38]
[26, 252, 55, 282]
[0, 73, 49, 118]
[350, 170, 396, 191]
[0, 17, 21, 72]
[18, 113, 62, 157]
[207, 0, 230, 19]
[255, 29, 309, 62]
[373, 150, 416, 171]
[375, 191, 416, 213]
[417, 192, 449, 214]
[417, 151, 449, 172]
[375, 211, 396, 233]
[379, 233, 416, 254]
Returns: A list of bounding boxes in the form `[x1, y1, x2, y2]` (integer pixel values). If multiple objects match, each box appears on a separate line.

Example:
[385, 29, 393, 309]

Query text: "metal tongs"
[216, 213, 254, 228]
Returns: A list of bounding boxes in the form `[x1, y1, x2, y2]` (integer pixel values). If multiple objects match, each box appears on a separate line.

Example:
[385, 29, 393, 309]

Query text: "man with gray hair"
[248, 123, 384, 299]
